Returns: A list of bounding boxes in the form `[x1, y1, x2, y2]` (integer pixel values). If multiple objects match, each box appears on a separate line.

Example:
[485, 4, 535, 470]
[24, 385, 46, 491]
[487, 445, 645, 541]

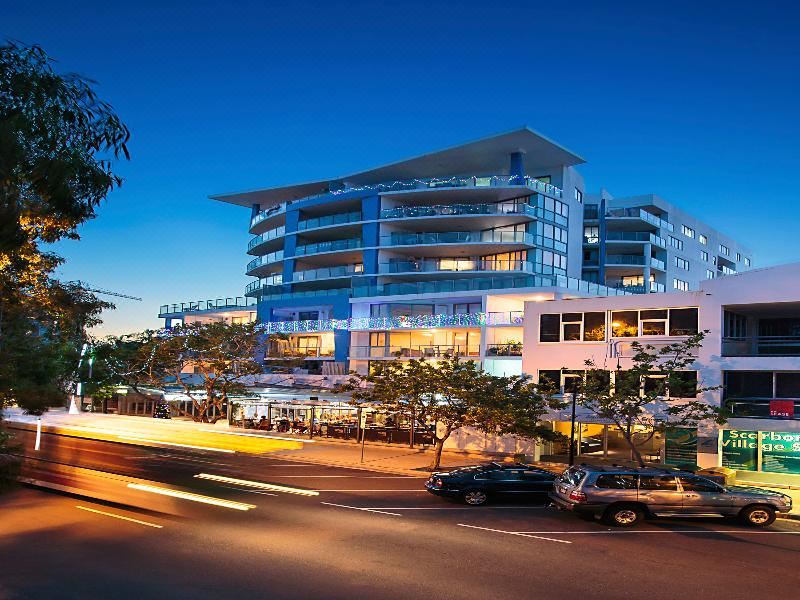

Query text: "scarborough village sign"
[722, 430, 800, 475]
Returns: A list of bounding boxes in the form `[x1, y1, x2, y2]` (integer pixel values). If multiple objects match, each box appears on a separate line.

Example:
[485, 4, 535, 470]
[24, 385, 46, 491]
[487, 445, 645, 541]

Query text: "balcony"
[604, 231, 667, 247]
[724, 399, 800, 420]
[292, 264, 363, 282]
[247, 225, 286, 254]
[722, 336, 800, 357]
[250, 203, 287, 231]
[245, 274, 284, 297]
[485, 342, 523, 357]
[246, 250, 284, 275]
[380, 202, 529, 220]
[159, 297, 256, 317]
[605, 208, 674, 232]
[378, 259, 536, 276]
[353, 274, 631, 298]
[297, 211, 362, 231]
[611, 282, 667, 294]
[294, 238, 362, 256]
[265, 347, 335, 359]
[256, 287, 353, 302]
[350, 344, 481, 359]
[321, 174, 562, 200]
[605, 255, 666, 270]
[381, 230, 534, 247]
[486, 311, 525, 326]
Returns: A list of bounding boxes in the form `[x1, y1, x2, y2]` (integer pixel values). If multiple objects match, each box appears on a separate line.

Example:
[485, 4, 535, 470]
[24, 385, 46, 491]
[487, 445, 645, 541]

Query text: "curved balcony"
[380, 230, 534, 249]
[350, 344, 481, 359]
[245, 274, 284, 297]
[246, 250, 284, 276]
[292, 264, 363, 283]
[294, 238, 362, 257]
[247, 225, 286, 255]
[297, 211, 362, 232]
[378, 259, 536, 277]
[605, 255, 666, 270]
[604, 208, 674, 232]
[250, 203, 287, 233]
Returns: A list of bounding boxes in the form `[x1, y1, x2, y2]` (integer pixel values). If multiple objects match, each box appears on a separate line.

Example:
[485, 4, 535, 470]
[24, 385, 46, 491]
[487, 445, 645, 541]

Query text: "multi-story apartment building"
[582, 192, 753, 293]
[158, 127, 753, 379]
[522, 263, 800, 484]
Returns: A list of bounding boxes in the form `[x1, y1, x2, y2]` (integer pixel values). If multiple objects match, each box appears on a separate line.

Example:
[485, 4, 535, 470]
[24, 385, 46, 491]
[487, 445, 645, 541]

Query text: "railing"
[294, 238, 362, 256]
[380, 202, 528, 220]
[246, 250, 285, 273]
[722, 336, 800, 357]
[159, 297, 256, 316]
[486, 311, 525, 325]
[322, 174, 562, 199]
[350, 344, 481, 359]
[381, 230, 533, 246]
[605, 255, 666, 270]
[250, 203, 287, 229]
[353, 274, 631, 298]
[297, 211, 362, 231]
[265, 347, 335, 359]
[245, 275, 284, 295]
[612, 282, 667, 294]
[724, 399, 800, 419]
[378, 260, 535, 274]
[485, 343, 523, 356]
[605, 231, 667, 247]
[605, 208, 674, 232]
[292, 264, 363, 282]
[248, 225, 286, 252]
[255, 287, 353, 301]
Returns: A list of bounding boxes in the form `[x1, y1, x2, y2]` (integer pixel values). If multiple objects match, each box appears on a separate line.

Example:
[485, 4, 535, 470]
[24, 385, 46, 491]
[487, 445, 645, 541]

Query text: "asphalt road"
[2, 429, 800, 599]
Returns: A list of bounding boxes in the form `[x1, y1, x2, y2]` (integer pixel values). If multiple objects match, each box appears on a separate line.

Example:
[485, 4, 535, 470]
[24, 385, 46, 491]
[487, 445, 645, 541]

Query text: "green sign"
[721, 430, 758, 470]
[664, 428, 697, 468]
[761, 431, 800, 475]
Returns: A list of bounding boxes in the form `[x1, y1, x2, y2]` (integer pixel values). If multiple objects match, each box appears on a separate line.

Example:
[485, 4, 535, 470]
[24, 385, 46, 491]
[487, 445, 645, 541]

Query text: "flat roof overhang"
[211, 127, 585, 208]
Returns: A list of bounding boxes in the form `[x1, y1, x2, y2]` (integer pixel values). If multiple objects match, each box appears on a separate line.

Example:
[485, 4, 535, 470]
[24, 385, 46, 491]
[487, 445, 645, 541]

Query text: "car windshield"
[561, 467, 586, 486]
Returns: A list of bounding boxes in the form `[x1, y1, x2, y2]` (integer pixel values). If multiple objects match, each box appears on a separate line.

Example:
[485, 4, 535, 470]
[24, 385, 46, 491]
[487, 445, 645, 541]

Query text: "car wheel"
[604, 504, 643, 527]
[463, 489, 489, 506]
[740, 505, 776, 527]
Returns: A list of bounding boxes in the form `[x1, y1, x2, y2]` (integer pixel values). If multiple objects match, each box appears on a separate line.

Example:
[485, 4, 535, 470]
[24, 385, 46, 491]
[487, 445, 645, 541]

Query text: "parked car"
[152, 403, 171, 419]
[426, 462, 556, 506]
[549, 464, 792, 527]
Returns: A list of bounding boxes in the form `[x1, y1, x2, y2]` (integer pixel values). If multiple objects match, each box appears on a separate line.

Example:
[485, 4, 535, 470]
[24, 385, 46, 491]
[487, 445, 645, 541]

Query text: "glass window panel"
[583, 312, 606, 341]
[669, 371, 698, 398]
[640, 309, 668, 320]
[724, 371, 773, 398]
[669, 308, 699, 336]
[639, 476, 679, 490]
[563, 323, 581, 341]
[644, 375, 666, 396]
[611, 311, 639, 337]
[540, 314, 561, 342]
[539, 370, 561, 388]
[641, 321, 667, 336]
[776, 373, 800, 398]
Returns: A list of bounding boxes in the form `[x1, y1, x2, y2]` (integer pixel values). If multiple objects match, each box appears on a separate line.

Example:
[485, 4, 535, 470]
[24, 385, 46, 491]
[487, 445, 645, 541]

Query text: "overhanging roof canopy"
[211, 127, 585, 208]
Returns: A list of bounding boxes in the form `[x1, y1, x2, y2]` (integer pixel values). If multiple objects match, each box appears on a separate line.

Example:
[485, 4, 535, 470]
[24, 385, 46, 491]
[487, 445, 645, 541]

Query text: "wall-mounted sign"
[721, 430, 758, 471]
[665, 428, 697, 468]
[761, 431, 800, 475]
[769, 400, 794, 419]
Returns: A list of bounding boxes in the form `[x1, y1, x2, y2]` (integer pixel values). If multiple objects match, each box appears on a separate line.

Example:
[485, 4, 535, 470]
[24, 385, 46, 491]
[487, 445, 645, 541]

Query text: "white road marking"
[195, 429, 316, 443]
[268, 475, 412, 479]
[354, 506, 549, 510]
[117, 436, 235, 453]
[320, 502, 402, 516]
[316, 489, 428, 492]
[514, 529, 800, 535]
[458, 524, 572, 544]
[127, 483, 256, 510]
[75, 505, 163, 528]
[195, 473, 320, 496]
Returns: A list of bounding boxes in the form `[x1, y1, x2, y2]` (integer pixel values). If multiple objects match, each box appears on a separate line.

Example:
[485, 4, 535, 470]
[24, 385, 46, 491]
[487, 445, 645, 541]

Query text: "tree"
[578, 332, 727, 466]
[95, 322, 267, 423]
[0, 42, 128, 416]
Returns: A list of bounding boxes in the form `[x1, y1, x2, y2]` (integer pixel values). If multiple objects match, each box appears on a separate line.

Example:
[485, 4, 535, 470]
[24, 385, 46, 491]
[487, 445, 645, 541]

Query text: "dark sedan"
[425, 462, 556, 506]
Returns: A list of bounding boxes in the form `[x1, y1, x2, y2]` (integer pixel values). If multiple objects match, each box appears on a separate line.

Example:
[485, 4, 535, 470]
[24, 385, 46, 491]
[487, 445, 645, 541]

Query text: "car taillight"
[569, 490, 587, 503]
[430, 478, 443, 488]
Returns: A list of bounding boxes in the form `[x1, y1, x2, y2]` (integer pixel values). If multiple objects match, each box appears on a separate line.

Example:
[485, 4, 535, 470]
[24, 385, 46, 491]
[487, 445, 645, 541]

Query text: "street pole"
[568, 393, 577, 466]
[409, 406, 415, 449]
[309, 406, 315, 440]
[34, 417, 42, 451]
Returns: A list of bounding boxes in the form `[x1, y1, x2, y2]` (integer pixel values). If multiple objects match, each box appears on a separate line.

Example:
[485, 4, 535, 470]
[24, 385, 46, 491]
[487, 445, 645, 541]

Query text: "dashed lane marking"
[75, 505, 163, 529]
[320, 502, 402, 517]
[457, 524, 572, 544]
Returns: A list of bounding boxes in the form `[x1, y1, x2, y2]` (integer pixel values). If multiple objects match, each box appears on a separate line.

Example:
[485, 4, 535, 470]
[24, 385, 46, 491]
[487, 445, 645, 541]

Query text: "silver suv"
[549, 465, 792, 527]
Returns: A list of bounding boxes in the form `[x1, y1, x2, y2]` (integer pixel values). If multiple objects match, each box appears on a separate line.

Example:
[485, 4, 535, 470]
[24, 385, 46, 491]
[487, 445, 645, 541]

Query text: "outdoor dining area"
[231, 396, 435, 446]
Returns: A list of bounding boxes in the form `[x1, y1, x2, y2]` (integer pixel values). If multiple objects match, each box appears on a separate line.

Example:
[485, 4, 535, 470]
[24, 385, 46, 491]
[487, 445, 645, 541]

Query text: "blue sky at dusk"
[4, 0, 799, 335]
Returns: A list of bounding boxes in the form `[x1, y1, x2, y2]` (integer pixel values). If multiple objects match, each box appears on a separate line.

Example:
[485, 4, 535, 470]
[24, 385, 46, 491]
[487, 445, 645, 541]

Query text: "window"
[596, 474, 637, 489]
[736, 252, 741, 262]
[678, 477, 722, 493]
[745, 257, 751, 267]
[539, 314, 561, 342]
[669, 371, 698, 398]
[669, 308, 699, 335]
[584, 226, 599, 244]
[640, 309, 668, 336]
[719, 244, 730, 256]
[489, 470, 523, 481]
[454, 302, 481, 315]
[675, 257, 690, 270]
[562, 370, 583, 394]
[699, 234, 708, 245]
[575, 188, 583, 203]
[724, 371, 774, 399]
[534, 175, 551, 184]
[611, 311, 639, 337]
[583, 312, 606, 341]
[669, 236, 684, 250]
[538, 370, 561, 387]
[673, 278, 689, 291]
[562, 313, 582, 341]
[776, 373, 800, 398]
[706, 269, 715, 280]
[723, 311, 747, 338]
[682, 225, 695, 239]
[643, 374, 666, 396]
[639, 476, 679, 490]
[700, 250, 709, 262]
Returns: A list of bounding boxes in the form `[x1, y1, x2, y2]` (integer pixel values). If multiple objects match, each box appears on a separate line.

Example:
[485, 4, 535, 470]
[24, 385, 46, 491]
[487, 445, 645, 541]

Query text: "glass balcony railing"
[266, 346, 335, 359]
[381, 230, 534, 246]
[353, 274, 631, 298]
[724, 399, 800, 420]
[350, 344, 481, 359]
[320, 174, 562, 200]
[605, 208, 674, 232]
[485, 343, 523, 357]
[380, 202, 529, 220]
[379, 260, 535, 274]
[605, 255, 666, 270]
[722, 336, 800, 357]
[255, 287, 353, 301]
[246, 250, 284, 273]
[158, 297, 256, 316]
[250, 203, 287, 229]
[486, 311, 525, 325]
[297, 211, 362, 231]
[248, 225, 286, 252]
[612, 282, 667, 294]
[605, 231, 667, 247]
[292, 264, 364, 282]
[245, 275, 284, 295]
[294, 238, 362, 256]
